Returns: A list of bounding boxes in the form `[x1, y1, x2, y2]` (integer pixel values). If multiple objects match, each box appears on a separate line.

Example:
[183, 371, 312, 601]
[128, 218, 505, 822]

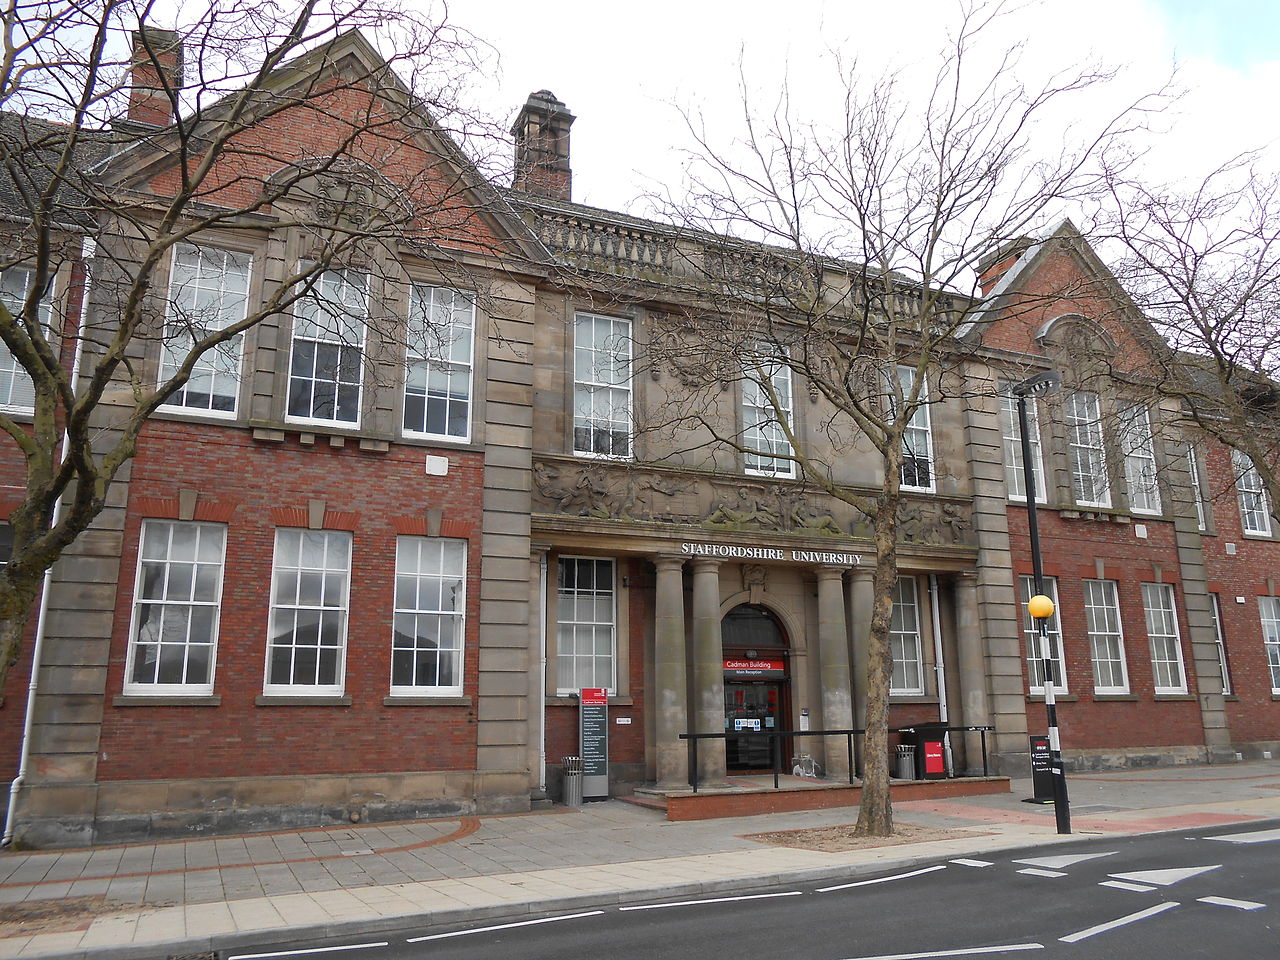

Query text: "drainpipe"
[3, 242, 91, 847]
[929, 574, 953, 777]
[538, 552, 548, 793]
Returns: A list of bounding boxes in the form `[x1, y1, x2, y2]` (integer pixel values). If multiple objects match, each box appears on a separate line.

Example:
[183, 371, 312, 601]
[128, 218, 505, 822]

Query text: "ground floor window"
[1020, 575, 1065, 693]
[1209, 594, 1231, 695]
[556, 556, 615, 694]
[1261, 597, 1280, 693]
[391, 536, 466, 696]
[1084, 579, 1128, 693]
[265, 529, 351, 696]
[890, 577, 924, 695]
[1142, 583, 1187, 694]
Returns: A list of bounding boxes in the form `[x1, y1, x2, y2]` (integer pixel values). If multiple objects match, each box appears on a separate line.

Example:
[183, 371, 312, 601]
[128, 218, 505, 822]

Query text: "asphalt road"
[220, 821, 1280, 960]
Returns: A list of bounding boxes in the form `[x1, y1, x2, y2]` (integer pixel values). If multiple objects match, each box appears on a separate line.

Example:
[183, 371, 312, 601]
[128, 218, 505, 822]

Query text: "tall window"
[1233, 449, 1272, 536]
[391, 537, 466, 696]
[573, 312, 632, 458]
[1020, 575, 1065, 692]
[1084, 579, 1127, 693]
[897, 366, 934, 492]
[159, 243, 251, 415]
[124, 520, 226, 695]
[556, 557, 615, 693]
[0, 521, 11, 565]
[742, 351, 794, 477]
[1210, 593, 1231, 696]
[287, 268, 367, 425]
[403, 285, 474, 440]
[1066, 391, 1110, 507]
[0, 267, 52, 411]
[1186, 445, 1207, 531]
[1119, 404, 1161, 514]
[265, 529, 351, 695]
[1001, 392, 1045, 502]
[890, 576, 925, 694]
[1142, 582, 1186, 694]
[1261, 597, 1280, 694]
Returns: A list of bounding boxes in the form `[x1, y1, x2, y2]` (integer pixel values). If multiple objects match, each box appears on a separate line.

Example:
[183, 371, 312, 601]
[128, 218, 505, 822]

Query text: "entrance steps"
[626, 774, 1010, 821]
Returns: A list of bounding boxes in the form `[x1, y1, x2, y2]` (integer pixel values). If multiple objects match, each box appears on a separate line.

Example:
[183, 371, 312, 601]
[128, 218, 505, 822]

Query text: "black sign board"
[1028, 735, 1054, 802]
[579, 688, 609, 800]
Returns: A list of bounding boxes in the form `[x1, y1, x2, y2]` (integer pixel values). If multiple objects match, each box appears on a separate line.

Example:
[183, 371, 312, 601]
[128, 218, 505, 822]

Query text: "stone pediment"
[531, 457, 973, 548]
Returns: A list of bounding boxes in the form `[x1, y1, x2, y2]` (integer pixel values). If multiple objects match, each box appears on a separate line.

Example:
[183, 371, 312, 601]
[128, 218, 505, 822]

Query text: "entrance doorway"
[721, 604, 790, 772]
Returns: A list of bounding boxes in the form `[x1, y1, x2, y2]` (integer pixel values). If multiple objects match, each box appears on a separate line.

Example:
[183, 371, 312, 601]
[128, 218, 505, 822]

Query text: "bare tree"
[646, 1, 1156, 835]
[0, 0, 515, 692]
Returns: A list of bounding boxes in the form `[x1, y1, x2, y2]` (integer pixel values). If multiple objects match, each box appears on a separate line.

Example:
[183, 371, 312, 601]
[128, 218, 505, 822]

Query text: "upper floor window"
[890, 576, 925, 694]
[403, 285, 474, 441]
[124, 520, 226, 696]
[1065, 391, 1110, 508]
[0, 267, 52, 412]
[159, 243, 251, 416]
[265, 528, 351, 696]
[1119, 403, 1161, 514]
[1186, 445, 1207, 531]
[573, 312, 632, 458]
[391, 536, 466, 696]
[1084, 578, 1127, 693]
[1020, 575, 1065, 693]
[1141, 582, 1186, 694]
[1233, 449, 1272, 536]
[287, 267, 367, 426]
[897, 366, 934, 492]
[1000, 391, 1045, 502]
[742, 351, 795, 478]
[556, 556, 615, 694]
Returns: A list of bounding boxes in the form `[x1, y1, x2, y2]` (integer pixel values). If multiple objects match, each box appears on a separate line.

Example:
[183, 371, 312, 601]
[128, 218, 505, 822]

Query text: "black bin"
[902, 722, 949, 780]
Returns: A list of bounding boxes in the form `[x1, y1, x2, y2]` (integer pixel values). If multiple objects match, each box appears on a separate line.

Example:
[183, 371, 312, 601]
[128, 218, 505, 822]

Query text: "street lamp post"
[1012, 370, 1071, 835]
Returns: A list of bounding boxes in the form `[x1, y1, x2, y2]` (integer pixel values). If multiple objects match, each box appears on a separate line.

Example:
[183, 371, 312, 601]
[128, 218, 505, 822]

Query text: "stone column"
[848, 568, 875, 731]
[816, 565, 854, 780]
[691, 557, 728, 785]
[954, 571, 993, 775]
[653, 554, 690, 788]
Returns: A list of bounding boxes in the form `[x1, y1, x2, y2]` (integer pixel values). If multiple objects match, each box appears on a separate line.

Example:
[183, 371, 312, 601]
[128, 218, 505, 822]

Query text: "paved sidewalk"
[2, 760, 1279, 959]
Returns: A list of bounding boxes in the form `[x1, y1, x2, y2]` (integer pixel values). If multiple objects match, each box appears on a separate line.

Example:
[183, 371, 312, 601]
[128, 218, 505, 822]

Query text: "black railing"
[677, 724, 996, 792]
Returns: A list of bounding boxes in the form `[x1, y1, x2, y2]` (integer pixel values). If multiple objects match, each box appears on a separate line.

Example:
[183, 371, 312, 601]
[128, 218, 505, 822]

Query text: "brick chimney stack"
[127, 27, 184, 127]
[976, 237, 1034, 295]
[510, 91, 575, 201]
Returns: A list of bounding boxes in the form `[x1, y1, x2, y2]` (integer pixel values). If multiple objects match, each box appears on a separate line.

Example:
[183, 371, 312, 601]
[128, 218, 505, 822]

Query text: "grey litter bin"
[562, 755, 583, 807]
[895, 744, 916, 780]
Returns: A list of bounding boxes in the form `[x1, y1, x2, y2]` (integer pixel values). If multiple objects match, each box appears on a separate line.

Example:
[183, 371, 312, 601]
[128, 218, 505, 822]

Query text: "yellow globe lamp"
[1027, 594, 1055, 620]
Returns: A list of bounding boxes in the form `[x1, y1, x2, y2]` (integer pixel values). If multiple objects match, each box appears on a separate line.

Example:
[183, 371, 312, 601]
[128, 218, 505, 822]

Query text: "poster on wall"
[579, 687, 609, 800]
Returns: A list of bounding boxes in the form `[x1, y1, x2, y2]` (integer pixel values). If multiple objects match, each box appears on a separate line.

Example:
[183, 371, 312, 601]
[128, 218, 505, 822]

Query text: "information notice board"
[1028, 735, 1054, 802]
[579, 688, 609, 800]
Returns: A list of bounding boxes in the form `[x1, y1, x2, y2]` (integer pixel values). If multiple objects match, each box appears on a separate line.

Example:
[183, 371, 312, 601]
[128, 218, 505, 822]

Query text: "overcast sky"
[444, 0, 1279, 220]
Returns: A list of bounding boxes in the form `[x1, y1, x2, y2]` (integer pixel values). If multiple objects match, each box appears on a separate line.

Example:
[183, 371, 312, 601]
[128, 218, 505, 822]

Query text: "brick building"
[1, 31, 1277, 847]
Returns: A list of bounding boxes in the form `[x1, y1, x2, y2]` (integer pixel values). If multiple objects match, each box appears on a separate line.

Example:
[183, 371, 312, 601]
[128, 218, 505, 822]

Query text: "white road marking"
[619, 891, 802, 911]
[227, 944, 389, 960]
[835, 944, 1044, 960]
[1016, 868, 1066, 878]
[1059, 902, 1180, 943]
[1198, 896, 1266, 911]
[951, 859, 993, 867]
[1107, 865, 1221, 886]
[405, 910, 604, 942]
[1204, 826, 1280, 844]
[1100, 880, 1157, 893]
[818, 864, 947, 892]
[1012, 851, 1117, 870]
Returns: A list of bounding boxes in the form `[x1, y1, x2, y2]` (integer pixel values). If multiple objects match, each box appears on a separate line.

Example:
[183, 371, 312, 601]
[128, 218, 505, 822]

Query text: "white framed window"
[573, 312, 632, 458]
[265, 529, 352, 695]
[1119, 403, 1161, 514]
[1084, 578, 1128, 693]
[1186, 445, 1207, 531]
[391, 536, 466, 696]
[555, 556, 615, 694]
[1142, 582, 1186, 694]
[897, 366, 934, 492]
[123, 520, 226, 695]
[1210, 593, 1231, 695]
[403, 285, 474, 441]
[1233, 449, 1272, 536]
[1001, 392, 1045, 502]
[1066, 391, 1110, 507]
[742, 350, 794, 478]
[287, 268, 367, 425]
[159, 243, 251, 416]
[1261, 597, 1280, 694]
[890, 576, 925, 694]
[1020, 575, 1065, 693]
[0, 266, 53, 412]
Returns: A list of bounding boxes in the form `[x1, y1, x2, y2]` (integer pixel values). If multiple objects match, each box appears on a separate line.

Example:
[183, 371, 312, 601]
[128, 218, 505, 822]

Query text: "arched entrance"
[721, 604, 790, 771]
